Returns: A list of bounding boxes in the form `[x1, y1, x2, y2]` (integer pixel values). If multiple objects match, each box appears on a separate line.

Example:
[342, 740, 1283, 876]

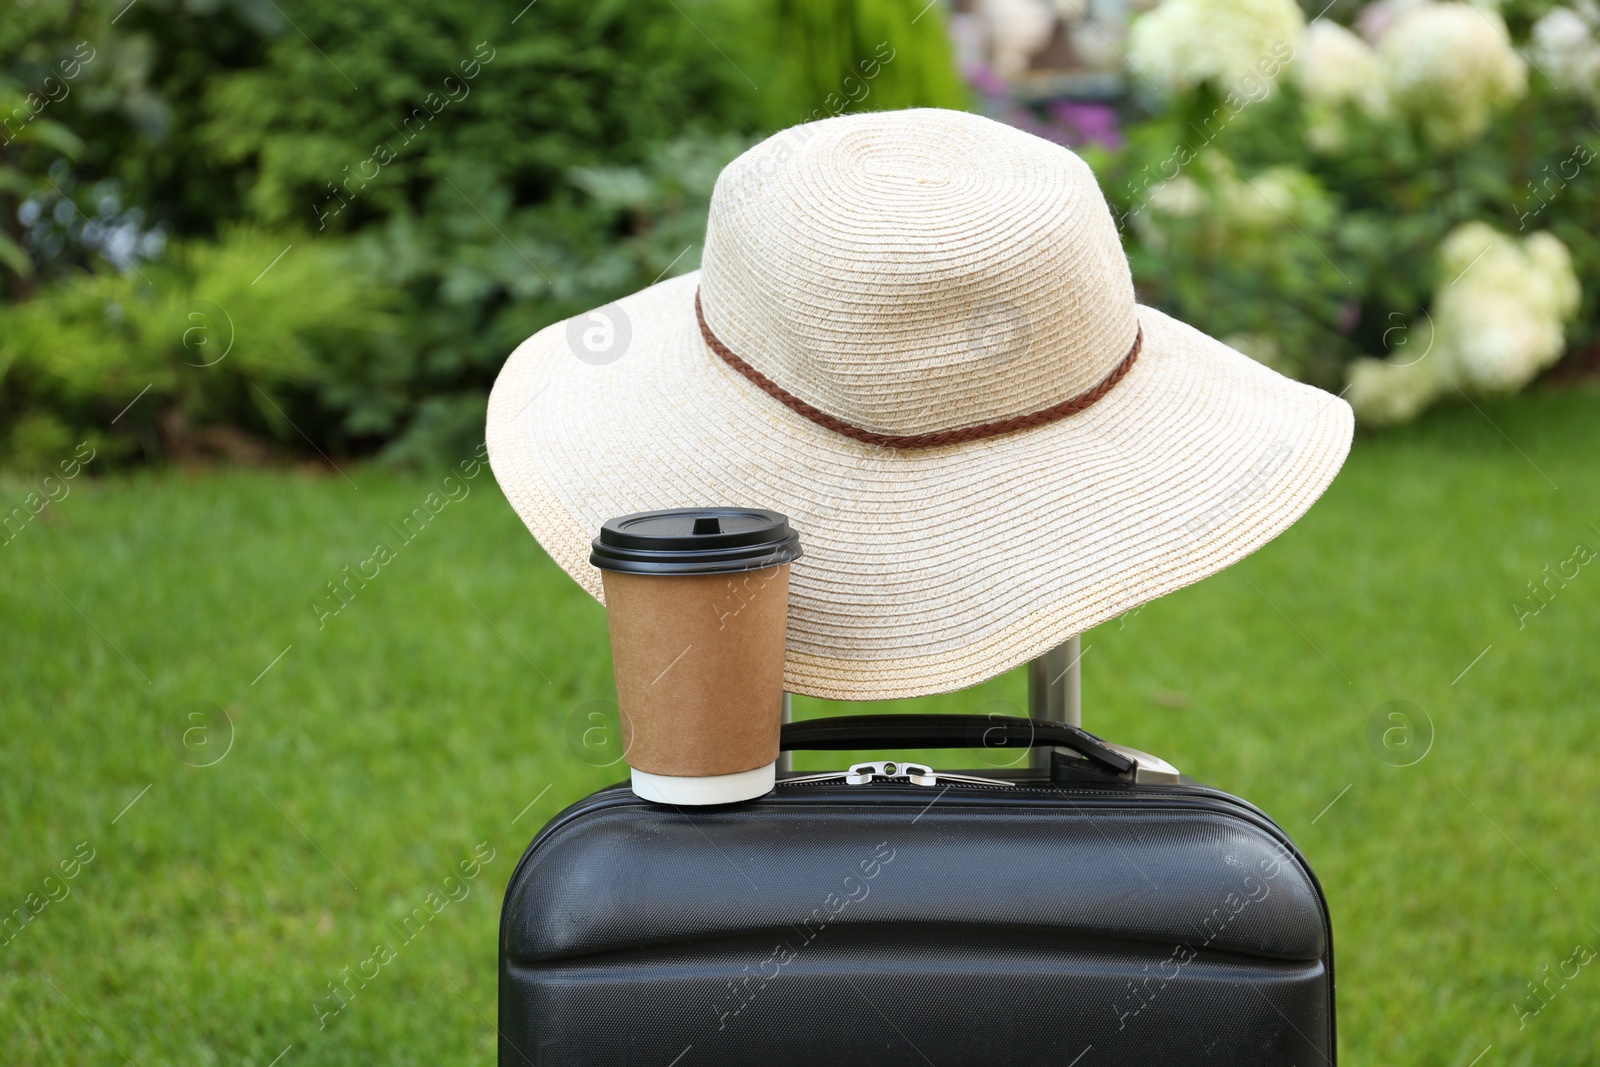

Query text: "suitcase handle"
[778, 714, 1136, 777]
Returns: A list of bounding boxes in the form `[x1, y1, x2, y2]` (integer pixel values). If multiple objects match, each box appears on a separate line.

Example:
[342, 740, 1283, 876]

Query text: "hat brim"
[487, 271, 1353, 700]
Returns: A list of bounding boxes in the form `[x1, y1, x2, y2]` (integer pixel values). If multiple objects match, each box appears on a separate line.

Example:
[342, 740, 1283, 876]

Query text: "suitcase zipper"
[778, 760, 1015, 788]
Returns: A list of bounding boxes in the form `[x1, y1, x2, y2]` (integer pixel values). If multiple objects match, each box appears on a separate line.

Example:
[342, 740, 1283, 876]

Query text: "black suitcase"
[499, 714, 1334, 1065]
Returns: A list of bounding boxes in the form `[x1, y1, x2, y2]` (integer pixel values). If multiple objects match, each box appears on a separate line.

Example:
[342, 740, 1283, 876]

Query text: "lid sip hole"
[692, 517, 722, 535]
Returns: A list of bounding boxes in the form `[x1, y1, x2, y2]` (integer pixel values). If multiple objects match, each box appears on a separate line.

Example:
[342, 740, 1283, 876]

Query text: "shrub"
[0, 229, 392, 467]
[1094, 0, 1600, 423]
[2, 0, 973, 467]
[1345, 222, 1580, 425]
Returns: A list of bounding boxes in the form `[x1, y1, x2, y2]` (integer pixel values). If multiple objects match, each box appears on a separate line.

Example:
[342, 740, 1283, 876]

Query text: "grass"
[2, 384, 1598, 1065]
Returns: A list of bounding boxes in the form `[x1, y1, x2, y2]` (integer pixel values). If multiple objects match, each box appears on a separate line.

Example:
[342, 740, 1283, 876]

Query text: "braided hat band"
[695, 289, 1142, 450]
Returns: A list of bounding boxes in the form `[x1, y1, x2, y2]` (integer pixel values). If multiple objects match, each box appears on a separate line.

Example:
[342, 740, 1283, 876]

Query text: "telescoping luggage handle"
[780, 714, 1135, 776]
[776, 637, 1084, 773]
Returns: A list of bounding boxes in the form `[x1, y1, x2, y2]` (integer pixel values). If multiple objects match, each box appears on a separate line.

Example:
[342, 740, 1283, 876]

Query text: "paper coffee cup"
[590, 509, 802, 805]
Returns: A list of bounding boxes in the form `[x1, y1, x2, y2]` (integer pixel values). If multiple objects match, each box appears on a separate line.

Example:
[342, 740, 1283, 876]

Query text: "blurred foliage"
[0, 228, 393, 469]
[0, 0, 966, 468]
[774, 0, 970, 119]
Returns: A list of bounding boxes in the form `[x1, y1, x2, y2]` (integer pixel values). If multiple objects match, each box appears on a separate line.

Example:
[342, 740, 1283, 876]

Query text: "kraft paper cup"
[590, 509, 802, 804]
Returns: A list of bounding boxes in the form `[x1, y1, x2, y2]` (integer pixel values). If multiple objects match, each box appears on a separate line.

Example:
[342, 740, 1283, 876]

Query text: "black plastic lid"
[590, 508, 803, 576]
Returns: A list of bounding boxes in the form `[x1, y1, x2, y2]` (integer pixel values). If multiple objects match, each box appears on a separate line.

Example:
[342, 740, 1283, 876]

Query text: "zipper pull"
[779, 760, 1015, 788]
[846, 760, 938, 786]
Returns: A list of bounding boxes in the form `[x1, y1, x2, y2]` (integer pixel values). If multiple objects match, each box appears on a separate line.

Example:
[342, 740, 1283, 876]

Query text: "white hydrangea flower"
[1530, 5, 1600, 101]
[1147, 174, 1206, 218]
[1357, 0, 1429, 44]
[1345, 350, 1445, 426]
[1220, 164, 1332, 228]
[1380, 3, 1527, 147]
[1137, 153, 1328, 244]
[1434, 223, 1579, 392]
[1224, 167, 1294, 224]
[1346, 223, 1579, 423]
[1524, 232, 1583, 319]
[1297, 21, 1388, 110]
[1128, 0, 1304, 99]
[1130, 173, 1203, 250]
[1296, 21, 1389, 150]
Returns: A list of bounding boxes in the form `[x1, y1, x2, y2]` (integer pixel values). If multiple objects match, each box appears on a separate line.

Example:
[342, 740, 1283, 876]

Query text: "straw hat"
[487, 108, 1352, 700]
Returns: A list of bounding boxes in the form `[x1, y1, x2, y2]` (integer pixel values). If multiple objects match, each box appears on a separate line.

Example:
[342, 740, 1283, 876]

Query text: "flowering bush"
[1093, 0, 1600, 425]
[1128, 151, 1349, 382]
[1346, 222, 1581, 424]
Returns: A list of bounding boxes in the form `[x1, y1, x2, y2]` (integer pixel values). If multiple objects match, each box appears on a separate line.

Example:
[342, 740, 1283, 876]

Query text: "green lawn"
[3, 385, 1598, 1065]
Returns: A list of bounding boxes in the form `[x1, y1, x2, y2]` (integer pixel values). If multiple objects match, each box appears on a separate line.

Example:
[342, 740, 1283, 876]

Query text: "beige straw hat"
[487, 108, 1352, 700]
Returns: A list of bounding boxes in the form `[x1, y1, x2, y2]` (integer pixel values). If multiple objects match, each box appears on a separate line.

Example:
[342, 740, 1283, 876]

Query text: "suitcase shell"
[499, 751, 1334, 1066]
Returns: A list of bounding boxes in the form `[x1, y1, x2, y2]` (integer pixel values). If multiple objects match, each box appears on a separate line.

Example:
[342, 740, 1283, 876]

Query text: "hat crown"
[699, 109, 1139, 438]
